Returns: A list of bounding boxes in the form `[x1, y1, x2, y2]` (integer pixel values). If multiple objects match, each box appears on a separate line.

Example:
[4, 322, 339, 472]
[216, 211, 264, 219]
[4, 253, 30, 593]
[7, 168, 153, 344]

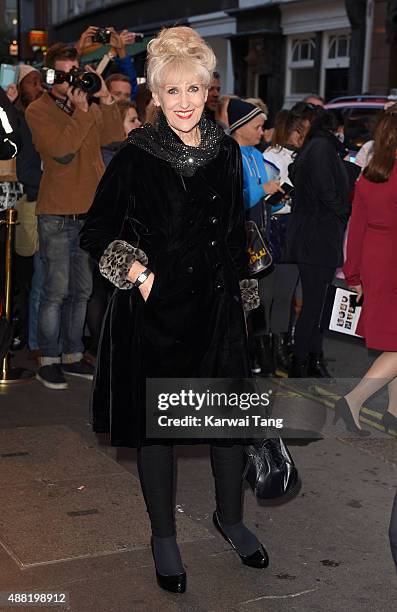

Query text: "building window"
[321, 30, 351, 100]
[328, 34, 350, 60]
[292, 38, 316, 62]
[287, 36, 317, 96]
[291, 69, 317, 95]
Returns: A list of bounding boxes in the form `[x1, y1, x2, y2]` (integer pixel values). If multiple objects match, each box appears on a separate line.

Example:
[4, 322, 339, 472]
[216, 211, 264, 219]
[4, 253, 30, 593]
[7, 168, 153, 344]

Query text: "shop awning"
[80, 36, 151, 63]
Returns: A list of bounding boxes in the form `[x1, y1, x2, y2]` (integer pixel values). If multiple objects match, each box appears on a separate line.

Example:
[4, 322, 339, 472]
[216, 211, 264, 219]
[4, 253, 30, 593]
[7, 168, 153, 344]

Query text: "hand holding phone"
[264, 182, 294, 206]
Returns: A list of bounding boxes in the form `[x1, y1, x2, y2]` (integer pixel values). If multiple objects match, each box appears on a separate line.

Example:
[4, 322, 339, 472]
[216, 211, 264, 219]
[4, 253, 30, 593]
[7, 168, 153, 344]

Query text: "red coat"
[344, 164, 397, 351]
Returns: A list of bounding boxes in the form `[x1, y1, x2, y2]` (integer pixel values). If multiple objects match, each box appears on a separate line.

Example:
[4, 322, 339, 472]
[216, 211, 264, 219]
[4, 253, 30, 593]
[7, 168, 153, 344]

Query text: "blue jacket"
[240, 145, 279, 211]
[114, 55, 138, 100]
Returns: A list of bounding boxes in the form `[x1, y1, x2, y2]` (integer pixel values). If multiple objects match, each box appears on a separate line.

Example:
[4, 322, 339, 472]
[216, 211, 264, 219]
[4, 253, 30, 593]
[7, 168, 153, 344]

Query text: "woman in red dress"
[337, 106, 397, 435]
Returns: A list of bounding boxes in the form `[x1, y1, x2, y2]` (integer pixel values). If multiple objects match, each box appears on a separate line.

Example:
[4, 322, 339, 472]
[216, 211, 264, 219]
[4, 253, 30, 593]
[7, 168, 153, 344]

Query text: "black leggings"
[294, 263, 335, 360]
[137, 444, 246, 537]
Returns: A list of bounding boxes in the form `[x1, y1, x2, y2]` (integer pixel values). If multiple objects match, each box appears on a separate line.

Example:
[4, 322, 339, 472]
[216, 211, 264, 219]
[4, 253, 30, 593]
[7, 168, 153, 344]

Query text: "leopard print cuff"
[99, 240, 149, 290]
[239, 279, 260, 313]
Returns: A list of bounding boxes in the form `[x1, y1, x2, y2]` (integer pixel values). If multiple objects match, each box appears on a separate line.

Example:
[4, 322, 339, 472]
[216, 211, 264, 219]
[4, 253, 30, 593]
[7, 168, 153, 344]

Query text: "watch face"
[136, 270, 148, 286]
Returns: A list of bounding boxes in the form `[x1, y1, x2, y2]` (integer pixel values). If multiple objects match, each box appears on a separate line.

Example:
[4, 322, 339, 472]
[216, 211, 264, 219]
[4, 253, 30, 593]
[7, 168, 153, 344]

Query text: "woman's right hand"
[6, 83, 18, 103]
[263, 180, 284, 196]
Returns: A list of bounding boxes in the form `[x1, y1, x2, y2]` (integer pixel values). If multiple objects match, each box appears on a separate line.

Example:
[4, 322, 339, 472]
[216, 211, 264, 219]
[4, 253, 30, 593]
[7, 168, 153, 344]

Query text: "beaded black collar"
[127, 110, 225, 177]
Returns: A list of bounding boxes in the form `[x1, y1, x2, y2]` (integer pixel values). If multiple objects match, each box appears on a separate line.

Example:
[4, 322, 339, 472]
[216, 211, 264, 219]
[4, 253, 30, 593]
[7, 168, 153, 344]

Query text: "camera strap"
[48, 92, 74, 116]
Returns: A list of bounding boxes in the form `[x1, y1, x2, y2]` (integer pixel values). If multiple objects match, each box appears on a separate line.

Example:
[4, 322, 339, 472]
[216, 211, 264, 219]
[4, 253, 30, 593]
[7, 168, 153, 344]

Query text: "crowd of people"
[0, 23, 396, 411]
[0, 28, 342, 387]
[1, 23, 397, 591]
[0, 24, 395, 390]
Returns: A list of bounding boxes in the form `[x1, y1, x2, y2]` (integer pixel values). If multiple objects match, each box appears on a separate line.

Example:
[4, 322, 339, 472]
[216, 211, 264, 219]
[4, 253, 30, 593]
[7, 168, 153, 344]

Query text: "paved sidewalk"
[0, 335, 396, 611]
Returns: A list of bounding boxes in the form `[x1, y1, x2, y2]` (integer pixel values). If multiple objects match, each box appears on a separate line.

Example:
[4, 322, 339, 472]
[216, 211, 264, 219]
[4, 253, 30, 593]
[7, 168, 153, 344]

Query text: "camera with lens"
[92, 28, 111, 44]
[43, 67, 102, 95]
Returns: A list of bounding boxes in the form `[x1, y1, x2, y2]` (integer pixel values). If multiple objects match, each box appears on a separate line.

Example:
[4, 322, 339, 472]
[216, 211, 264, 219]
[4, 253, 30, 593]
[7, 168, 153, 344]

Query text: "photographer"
[76, 27, 138, 100]
[26, 43, 124, 390]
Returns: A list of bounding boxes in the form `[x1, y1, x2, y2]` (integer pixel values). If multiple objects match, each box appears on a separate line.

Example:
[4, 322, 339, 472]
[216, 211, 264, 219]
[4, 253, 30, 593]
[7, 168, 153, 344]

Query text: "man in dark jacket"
[286, 110, 351, 377]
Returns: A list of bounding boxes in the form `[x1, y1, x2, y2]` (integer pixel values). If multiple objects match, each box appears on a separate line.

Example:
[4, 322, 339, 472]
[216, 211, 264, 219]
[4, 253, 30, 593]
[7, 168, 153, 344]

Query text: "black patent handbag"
[246, 220, 273, 276]
[243, 438, 299, 501]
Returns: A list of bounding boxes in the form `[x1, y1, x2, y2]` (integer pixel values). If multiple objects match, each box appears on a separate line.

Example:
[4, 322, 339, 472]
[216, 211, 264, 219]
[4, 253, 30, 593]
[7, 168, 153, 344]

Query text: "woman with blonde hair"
[80, 26, 267, 594]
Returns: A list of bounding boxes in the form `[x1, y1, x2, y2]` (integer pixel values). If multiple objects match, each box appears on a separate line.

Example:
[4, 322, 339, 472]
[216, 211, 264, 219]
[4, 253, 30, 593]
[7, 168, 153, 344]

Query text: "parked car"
[325, 95, 397, 159]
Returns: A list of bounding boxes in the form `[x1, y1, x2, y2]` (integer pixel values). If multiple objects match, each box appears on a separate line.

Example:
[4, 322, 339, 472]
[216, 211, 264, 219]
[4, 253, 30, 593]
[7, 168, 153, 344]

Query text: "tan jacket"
[25, 92, 124, 215]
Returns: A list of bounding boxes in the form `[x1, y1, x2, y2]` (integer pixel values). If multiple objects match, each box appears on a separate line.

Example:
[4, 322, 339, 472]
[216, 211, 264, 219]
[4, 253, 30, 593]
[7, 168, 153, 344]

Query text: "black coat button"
[211, 194, 218, 201]
[210, 217, 219, 225]
[213, 261, 221, 269]
[187, 266, 194, 273]
[215, 284, 223, 291]
[210, 240, 218, 247]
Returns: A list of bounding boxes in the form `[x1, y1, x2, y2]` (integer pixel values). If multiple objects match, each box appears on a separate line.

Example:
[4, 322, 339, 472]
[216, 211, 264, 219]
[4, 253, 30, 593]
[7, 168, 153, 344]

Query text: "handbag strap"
[259, 197, 272, 237]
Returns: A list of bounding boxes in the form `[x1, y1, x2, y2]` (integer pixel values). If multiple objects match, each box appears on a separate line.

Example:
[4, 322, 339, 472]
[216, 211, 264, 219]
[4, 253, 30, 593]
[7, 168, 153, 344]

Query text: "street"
[0, 333, 396, 612]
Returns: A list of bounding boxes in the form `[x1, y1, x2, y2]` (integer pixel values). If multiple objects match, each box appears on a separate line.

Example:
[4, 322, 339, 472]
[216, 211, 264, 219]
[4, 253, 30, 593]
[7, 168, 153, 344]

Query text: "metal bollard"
[0, 208, 34, 385]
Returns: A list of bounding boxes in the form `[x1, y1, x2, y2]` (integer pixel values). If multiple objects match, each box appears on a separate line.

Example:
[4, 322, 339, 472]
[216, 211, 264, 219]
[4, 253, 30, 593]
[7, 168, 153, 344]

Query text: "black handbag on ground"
[243, 438, 299, 501]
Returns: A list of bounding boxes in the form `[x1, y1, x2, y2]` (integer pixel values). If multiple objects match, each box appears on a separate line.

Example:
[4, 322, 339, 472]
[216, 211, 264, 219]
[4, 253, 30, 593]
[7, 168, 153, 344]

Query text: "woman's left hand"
[86, 65, 113, 104]
[348, 284, 363, 302]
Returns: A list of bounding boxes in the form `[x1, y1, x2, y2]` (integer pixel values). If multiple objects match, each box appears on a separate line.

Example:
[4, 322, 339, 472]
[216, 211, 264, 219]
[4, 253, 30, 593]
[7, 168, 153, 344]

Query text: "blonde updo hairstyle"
[146, 26, 216, 93]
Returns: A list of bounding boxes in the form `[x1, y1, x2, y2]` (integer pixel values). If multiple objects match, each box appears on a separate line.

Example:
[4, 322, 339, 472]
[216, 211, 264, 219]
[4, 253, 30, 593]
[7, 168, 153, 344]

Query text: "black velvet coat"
[80, 134, 250, 448]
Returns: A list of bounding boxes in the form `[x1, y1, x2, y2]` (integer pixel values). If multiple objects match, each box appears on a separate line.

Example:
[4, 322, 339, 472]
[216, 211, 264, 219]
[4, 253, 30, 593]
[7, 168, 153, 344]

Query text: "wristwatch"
[133, 268, 152, 288]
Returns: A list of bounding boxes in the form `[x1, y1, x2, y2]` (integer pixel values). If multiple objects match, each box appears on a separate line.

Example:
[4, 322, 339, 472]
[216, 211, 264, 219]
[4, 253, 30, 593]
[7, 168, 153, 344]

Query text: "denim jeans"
[37, 215, 93, 363]
[28, 250, 44, 350]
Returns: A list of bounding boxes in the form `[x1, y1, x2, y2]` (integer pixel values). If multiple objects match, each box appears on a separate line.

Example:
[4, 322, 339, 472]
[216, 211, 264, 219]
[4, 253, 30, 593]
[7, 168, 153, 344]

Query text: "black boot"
[256, 335, 274, 376]
[289, 356, 307, 378]
[273, 333, 291, 373]
[307, 352, 331, 378]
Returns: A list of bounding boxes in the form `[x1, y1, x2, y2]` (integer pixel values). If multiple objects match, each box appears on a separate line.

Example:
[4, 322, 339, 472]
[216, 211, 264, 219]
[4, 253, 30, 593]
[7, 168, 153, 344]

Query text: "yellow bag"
[14, 195, 39, 257]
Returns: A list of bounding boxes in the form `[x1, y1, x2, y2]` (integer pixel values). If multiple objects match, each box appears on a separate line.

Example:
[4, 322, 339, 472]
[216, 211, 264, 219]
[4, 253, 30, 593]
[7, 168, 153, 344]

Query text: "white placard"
[329, 287, 363, 337]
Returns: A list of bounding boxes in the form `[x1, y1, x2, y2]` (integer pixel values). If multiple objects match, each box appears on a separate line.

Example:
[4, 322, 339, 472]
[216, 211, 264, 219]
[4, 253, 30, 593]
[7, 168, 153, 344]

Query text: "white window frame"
[284, 33, 317, 105]
[319, 29, 350, 97]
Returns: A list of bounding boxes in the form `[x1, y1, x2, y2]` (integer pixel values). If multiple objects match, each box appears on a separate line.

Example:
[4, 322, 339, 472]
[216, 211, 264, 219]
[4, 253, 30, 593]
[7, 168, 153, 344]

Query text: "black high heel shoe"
[381, 411, 397, 434]
[150, 538, 186, 594]
[212, 511, 269, 569]
[333, 397, 371, 437]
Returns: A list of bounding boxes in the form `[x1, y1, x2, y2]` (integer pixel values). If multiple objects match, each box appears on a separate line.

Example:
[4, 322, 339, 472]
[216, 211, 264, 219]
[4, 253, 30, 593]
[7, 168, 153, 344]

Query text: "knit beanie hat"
[18, 64, 40, 85]
[227, 98, 264, 133]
